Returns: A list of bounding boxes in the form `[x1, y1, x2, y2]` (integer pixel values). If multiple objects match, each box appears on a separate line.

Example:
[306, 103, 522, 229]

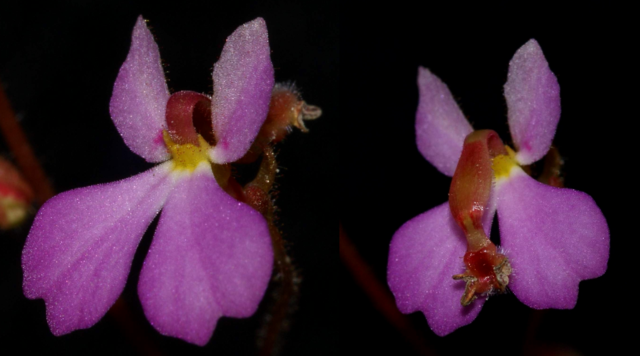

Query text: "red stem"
[0, 85, 54, 205]
[340, 224, 436, 356]
[237, 146, 297, 356]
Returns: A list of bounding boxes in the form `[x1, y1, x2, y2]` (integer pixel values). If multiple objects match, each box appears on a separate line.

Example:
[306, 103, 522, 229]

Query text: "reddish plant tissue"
[449, 130, 511, 306]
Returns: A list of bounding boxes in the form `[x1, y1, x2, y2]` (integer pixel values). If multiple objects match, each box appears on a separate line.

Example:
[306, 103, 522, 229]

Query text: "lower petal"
[22, 163, 175, 335]
[387, 202, 485, 336]
[496, 169, 609, 309]
[138, 164, 273, 346]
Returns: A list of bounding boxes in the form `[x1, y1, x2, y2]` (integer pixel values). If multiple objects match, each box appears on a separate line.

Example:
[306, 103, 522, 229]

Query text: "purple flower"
[387, 39, 609, 336]
[21, 16, 275, 346]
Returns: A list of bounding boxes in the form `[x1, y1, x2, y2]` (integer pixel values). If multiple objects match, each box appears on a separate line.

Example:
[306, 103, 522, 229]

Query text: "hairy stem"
[239, 146, 297, 356]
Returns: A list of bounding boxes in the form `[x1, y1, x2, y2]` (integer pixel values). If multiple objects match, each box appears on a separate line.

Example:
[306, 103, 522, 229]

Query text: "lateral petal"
[22, 163, 175, 335]
[138, 165, 273, 346]
[504, 39, 561, 165]
[415, 67, 473, 177]
[388, 202, 485, 336]
[496, 169, 609, 309]
[209, 18, 274, 164]
[110, 16, 171, 162]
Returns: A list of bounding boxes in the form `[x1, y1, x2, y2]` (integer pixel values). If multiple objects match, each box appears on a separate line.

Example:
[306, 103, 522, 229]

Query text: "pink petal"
[110, 16, 171, 163]
[495, 169, 609, 309]
[138, 166, 273, 346]
[415, 67, 473, 177]
[504, 39, 561, 165]
[388, 202, 485, 336]
[22, 163, 175, 335]
[209, 18, 274, 164]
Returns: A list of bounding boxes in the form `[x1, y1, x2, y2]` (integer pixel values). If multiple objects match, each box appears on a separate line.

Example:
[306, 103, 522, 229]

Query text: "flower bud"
[0, 157, 33, 229]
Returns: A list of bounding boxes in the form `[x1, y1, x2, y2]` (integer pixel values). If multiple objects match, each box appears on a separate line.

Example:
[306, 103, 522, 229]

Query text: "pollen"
[163, 130, 211, 171]
[492, 145, 519, 179]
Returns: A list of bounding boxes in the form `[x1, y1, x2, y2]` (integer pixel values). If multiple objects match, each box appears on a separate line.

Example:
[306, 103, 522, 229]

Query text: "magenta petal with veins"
[415, 67, 473, 177]
[388, 202, 485, 336]
[22, 163, 175, 335]
[110, 16, 171, 163]
[504, 39, 561, 165]
[209, 18, 275, 164]
[138, 167, 272, 345]
[495, 169, 609, 309]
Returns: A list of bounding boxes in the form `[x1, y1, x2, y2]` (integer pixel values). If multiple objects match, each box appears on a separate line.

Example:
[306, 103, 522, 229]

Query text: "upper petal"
[110, 16, 171, 163]
[415, 67, 473, 177]
[22, 163, 175, 335]
[138, 165, 273, 346]
[209, 18, 275, 164]
[388, 202, 485, 336]
[495, 168, 609, 309]
[504, 39, 561, 165]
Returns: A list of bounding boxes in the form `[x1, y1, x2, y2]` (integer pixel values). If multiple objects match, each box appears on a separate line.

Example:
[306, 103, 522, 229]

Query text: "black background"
[2, 1, 637, 355]
[0, 0, 337, 355]
[341, 3, 634, 356]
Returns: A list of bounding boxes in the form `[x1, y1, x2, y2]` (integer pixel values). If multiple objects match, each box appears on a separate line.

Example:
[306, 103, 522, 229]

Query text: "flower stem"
[340, 225, 436, 356]
[239, 146, 298, 355]
[249, 84, 321, 353]
[0, 85, 54, 205]
[259, 215, 297, 356]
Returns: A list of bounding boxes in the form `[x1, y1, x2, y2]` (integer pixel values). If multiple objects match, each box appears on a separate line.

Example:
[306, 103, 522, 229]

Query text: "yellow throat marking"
[491, 145, 519, 180]
[163, 131, 211, 172]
